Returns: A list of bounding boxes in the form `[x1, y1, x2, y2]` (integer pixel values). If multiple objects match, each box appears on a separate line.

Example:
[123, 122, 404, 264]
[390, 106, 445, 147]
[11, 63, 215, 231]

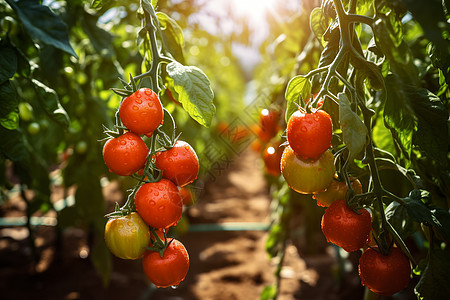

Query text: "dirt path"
[152, 148, 304, 299]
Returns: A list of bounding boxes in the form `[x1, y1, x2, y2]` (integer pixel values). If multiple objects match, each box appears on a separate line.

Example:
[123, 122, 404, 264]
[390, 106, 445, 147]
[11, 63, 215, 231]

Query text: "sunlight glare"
[229, 0, 276, 24]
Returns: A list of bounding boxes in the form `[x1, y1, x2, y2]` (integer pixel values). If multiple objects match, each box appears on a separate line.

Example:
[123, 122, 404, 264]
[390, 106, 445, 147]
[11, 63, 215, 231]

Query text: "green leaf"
[400, 0, 450, 46]
[285, 75, 311, 104]
[156, 12, 185, 63]
[383, 74, 415, 161]
[310, 8, 328, 46]
[0, 110, 19, 130]
[157, 12, 184, 48]
[409, 89, 448, 166]
[81, 11, 114, 57]
[318, 22, 340, 68]
[404, 190, 450, 243]
[338, 93, 368, 160]
[8, 0, 77, 57]
[385, 201, 416, 240]
[372, 112, 396, 155]
[91, 0, 112, 9]
[285, 100, 299, 124]
[0, 81, 18, 130]
[0, 126, 31, 164]
[261, 285, 278, 300]
[265, 223, 284, 258]
[166, 61, 215, 127]
[415, 247, 450, 300]
[351, 55, 385, 90]
[32, 79, 70, 127]
[0, 43, 17, 84]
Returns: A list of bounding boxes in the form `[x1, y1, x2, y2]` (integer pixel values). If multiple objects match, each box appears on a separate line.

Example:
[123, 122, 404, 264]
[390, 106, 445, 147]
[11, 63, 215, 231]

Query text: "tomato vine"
[257, 0, 450, 298]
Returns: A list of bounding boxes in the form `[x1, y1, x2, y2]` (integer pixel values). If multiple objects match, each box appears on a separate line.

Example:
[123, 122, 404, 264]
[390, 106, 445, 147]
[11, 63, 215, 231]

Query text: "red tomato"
[142, 238, 189, 288]
[314, 177, 363, 207]
[321, 199, 372, 252]
[102, 132, 149, 176]
[359, 247, 411, 296]
[281, 145, 335, 194]
[134, 179, 183, 229]
[262, 144, 283, 176]
[104, 212, 151, 259]
[286, 109, 332, 159]
[259, 109, 280, 142]
[119, 88, 164, 135]
[155, 141, 199, 187]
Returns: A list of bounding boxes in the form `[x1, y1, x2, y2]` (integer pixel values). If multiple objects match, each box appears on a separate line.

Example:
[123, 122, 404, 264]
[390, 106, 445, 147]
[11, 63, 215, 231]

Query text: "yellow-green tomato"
[314, 178, 362, 207]
[19, 102, 34, 121]
[281, 145, 335, 194]
[104, 212, 151, 260]
[27, 122, 40, 135]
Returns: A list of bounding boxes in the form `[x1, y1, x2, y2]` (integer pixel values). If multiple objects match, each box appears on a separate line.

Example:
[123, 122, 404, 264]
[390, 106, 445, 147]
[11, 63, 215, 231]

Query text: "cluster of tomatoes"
[102, 88, 198, 288]
[251, 108, 284, 177]
[277, 104, 411, 296]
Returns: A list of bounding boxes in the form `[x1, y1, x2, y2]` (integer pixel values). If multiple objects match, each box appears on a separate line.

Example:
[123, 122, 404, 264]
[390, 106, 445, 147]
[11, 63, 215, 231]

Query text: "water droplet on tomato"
[172, 151, 178, 156]
[163, 194, 168, 199]
[133, 105, 139, 111]
[346, 213, 353, 218]
[168, 158, 173, 162]
[144, 89, 152, 95]
[154, 191, 159, 196]
[136, 93, 142, 98]
[335, 215, 341, 220]
[136, 98, 142, 104]
[313, 115, 320, 121]
[131, 228, 137, 233]
[127, 221, 133, 226]
[120, 140, 126, 145]
[149, 200, 156, 205]
[148, 102, 154, 107]
[159, 205, 165, 211]
[118, 224, 124, 228]
[301, 126, 307, 132]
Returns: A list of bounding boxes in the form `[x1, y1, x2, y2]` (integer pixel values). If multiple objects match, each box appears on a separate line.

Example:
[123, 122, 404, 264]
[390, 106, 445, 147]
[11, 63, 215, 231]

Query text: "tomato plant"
[286, 109, 332, 159]
[104, 212, 151, 260]
[281, 145, 335, 194]
[102, 132, 149, 176]
[155, 140, 199, 187]
[118, 88, 164, 136]
[359, 247, 411, 296]
[321, 199, 372, 252]
[142, 238, 190, 288]
[257, 0, 450, 298]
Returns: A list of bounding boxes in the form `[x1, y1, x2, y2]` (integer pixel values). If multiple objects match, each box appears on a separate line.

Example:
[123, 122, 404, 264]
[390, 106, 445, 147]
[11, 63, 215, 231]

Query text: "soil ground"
[0, 149, 417, 300]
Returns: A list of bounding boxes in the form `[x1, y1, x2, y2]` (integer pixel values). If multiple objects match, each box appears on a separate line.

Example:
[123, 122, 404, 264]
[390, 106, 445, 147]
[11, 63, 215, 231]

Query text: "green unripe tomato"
[75, 141, 88, 154]
[27, 122, 40, 135]
[104, 212, 151, 260]
[19, 102, 34, 121]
